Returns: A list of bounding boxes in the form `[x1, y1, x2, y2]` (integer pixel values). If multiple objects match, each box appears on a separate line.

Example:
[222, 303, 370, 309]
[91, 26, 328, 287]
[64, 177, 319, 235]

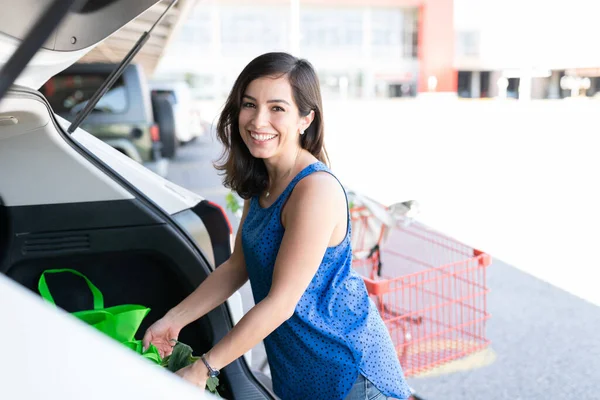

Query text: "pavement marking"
[407, 343, 497, 378]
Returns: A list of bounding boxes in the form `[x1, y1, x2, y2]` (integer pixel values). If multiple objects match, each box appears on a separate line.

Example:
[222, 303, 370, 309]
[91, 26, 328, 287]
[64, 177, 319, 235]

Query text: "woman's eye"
[272, 106, 285, 112]
[242, 102, 255, 108]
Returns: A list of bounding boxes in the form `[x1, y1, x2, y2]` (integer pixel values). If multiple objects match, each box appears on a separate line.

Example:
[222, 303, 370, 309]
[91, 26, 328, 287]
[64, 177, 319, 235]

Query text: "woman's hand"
[176, 361, 208, 389]
[142, 314, 182, 358]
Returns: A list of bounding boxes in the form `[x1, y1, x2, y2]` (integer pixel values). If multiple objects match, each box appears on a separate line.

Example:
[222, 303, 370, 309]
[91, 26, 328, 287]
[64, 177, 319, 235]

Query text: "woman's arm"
[186, 172, 346, 382]
[166, 199, 251, 330]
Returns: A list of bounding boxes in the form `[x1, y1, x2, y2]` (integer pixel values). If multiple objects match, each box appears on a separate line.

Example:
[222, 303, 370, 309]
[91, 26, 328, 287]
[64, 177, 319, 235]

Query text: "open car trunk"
[0, 86, 274, 399]
[0, 0, 276, 395]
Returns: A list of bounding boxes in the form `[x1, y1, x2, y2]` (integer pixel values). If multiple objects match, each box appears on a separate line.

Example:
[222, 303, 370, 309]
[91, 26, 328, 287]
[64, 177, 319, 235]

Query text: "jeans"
[345, 374, 387, 400]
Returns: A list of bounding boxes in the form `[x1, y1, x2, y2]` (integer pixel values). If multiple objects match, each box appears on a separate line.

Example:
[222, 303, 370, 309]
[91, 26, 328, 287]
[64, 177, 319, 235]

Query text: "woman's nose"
[251, 106, 270, 128]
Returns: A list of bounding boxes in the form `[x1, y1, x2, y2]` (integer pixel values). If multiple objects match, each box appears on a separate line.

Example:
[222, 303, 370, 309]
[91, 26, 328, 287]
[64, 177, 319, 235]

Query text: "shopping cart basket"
[350, 202, 492, 377]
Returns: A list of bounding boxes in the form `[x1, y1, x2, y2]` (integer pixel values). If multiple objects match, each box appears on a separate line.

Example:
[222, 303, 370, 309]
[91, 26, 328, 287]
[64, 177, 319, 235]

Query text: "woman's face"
[238, 75, 312, 162]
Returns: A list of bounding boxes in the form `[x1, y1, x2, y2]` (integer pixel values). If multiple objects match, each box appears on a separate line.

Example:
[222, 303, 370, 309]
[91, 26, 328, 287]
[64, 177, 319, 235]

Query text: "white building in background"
[154, 0, 600, 100]
[454, 0, 600, 99]
[154, 0, 421, 100]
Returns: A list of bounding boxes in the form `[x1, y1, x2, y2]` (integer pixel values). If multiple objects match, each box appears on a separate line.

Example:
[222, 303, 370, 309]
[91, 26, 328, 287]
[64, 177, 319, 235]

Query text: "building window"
[371, 7, 418, 60]
[371, 8, 402, 58]
[301, 8, 363, 53]
[221, 7, 287, 54]
[403, 8, 419, 58]
[181, 9, 211, 46]
[167, 7, 211, 64]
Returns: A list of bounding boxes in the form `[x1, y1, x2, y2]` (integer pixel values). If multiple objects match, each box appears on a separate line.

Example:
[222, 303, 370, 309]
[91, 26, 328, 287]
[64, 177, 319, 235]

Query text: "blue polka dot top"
[242, 161, 411, 400]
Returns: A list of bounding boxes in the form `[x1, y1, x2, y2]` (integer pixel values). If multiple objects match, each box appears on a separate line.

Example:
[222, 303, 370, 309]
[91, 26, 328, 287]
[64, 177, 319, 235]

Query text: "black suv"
[41, 62, 179, 173]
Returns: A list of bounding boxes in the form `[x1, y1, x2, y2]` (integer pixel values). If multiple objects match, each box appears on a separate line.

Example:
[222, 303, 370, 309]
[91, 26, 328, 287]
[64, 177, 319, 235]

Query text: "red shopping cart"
[350, 202, 492, 378]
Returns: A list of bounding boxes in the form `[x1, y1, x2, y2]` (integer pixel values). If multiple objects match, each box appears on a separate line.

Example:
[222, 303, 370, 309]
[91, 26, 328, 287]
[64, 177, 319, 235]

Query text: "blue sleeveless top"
[242, 162, 411, 400]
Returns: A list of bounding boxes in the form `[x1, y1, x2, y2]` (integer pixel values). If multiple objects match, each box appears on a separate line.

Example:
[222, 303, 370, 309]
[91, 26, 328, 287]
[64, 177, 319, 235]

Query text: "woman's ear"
[301, 110, 315, 133]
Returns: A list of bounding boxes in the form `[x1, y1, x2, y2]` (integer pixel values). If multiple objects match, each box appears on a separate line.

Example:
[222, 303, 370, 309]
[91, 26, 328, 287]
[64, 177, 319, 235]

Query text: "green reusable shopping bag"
[38, 268, 161, 363]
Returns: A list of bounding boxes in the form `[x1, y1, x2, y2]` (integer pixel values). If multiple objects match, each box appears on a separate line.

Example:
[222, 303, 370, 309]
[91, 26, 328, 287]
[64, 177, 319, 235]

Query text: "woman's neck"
[264, 147, 304, 183]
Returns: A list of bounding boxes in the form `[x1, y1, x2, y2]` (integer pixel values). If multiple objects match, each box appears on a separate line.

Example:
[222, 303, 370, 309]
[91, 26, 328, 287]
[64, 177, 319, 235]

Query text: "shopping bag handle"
[38, 268, 104, 310]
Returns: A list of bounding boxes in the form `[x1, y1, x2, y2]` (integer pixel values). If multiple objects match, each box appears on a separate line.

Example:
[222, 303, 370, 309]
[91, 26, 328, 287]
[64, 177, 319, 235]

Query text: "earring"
[300, 130, 305, 135]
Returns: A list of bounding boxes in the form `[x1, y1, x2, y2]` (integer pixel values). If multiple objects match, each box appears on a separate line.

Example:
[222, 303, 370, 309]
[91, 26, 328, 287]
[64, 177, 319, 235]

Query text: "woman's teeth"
[251, 132, 276, 141]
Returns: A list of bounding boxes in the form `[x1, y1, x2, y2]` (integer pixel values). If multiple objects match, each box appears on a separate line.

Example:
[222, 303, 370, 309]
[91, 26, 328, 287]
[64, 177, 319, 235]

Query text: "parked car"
[0, 0, 275, 399]
[40, 62, 179, 173]
[149, 80, 205, 145]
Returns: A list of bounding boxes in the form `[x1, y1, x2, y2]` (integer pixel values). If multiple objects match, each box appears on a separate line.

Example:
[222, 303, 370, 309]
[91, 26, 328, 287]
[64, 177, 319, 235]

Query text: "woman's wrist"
[203, 350, 225, 372]
[191, 359, 209, 382]
[165, 306, 188, 331]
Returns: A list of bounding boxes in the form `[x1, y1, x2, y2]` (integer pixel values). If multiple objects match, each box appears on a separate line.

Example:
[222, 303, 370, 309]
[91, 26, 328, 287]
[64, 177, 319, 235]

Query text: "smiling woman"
[143, 52, 412, 400]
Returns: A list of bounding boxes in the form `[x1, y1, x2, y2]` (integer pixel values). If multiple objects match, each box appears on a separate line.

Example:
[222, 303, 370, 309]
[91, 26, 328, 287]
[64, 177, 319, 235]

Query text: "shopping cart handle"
[389, 200, 420, 219]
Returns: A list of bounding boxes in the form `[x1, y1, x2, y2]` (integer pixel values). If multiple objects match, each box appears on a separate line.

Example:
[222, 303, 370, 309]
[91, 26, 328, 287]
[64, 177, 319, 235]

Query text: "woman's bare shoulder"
[290, 171, 346, 210]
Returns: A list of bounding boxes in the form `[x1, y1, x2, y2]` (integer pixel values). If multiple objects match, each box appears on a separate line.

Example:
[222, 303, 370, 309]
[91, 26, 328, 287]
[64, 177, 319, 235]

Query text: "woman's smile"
[249, 130, 278, 143]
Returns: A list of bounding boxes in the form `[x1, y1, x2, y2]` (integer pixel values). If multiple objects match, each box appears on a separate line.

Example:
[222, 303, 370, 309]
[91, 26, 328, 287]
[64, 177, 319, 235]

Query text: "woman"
[142, 52, 411, 400]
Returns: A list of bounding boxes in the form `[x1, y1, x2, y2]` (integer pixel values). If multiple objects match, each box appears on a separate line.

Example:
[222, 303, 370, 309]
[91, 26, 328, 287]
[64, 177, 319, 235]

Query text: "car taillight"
[150, 124, 160, 142]
[208, 201, 236, 252]
[192, 200, 234, 267]
[207, 200, 233, 235]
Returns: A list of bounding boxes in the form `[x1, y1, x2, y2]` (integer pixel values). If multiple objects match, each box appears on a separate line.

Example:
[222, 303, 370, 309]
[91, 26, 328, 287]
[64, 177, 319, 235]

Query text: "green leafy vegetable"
[206, 376, 221, 397]
[225, 191, 243, 217]
[167, 341, 193, 372]
[160, 341, 222, 397]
